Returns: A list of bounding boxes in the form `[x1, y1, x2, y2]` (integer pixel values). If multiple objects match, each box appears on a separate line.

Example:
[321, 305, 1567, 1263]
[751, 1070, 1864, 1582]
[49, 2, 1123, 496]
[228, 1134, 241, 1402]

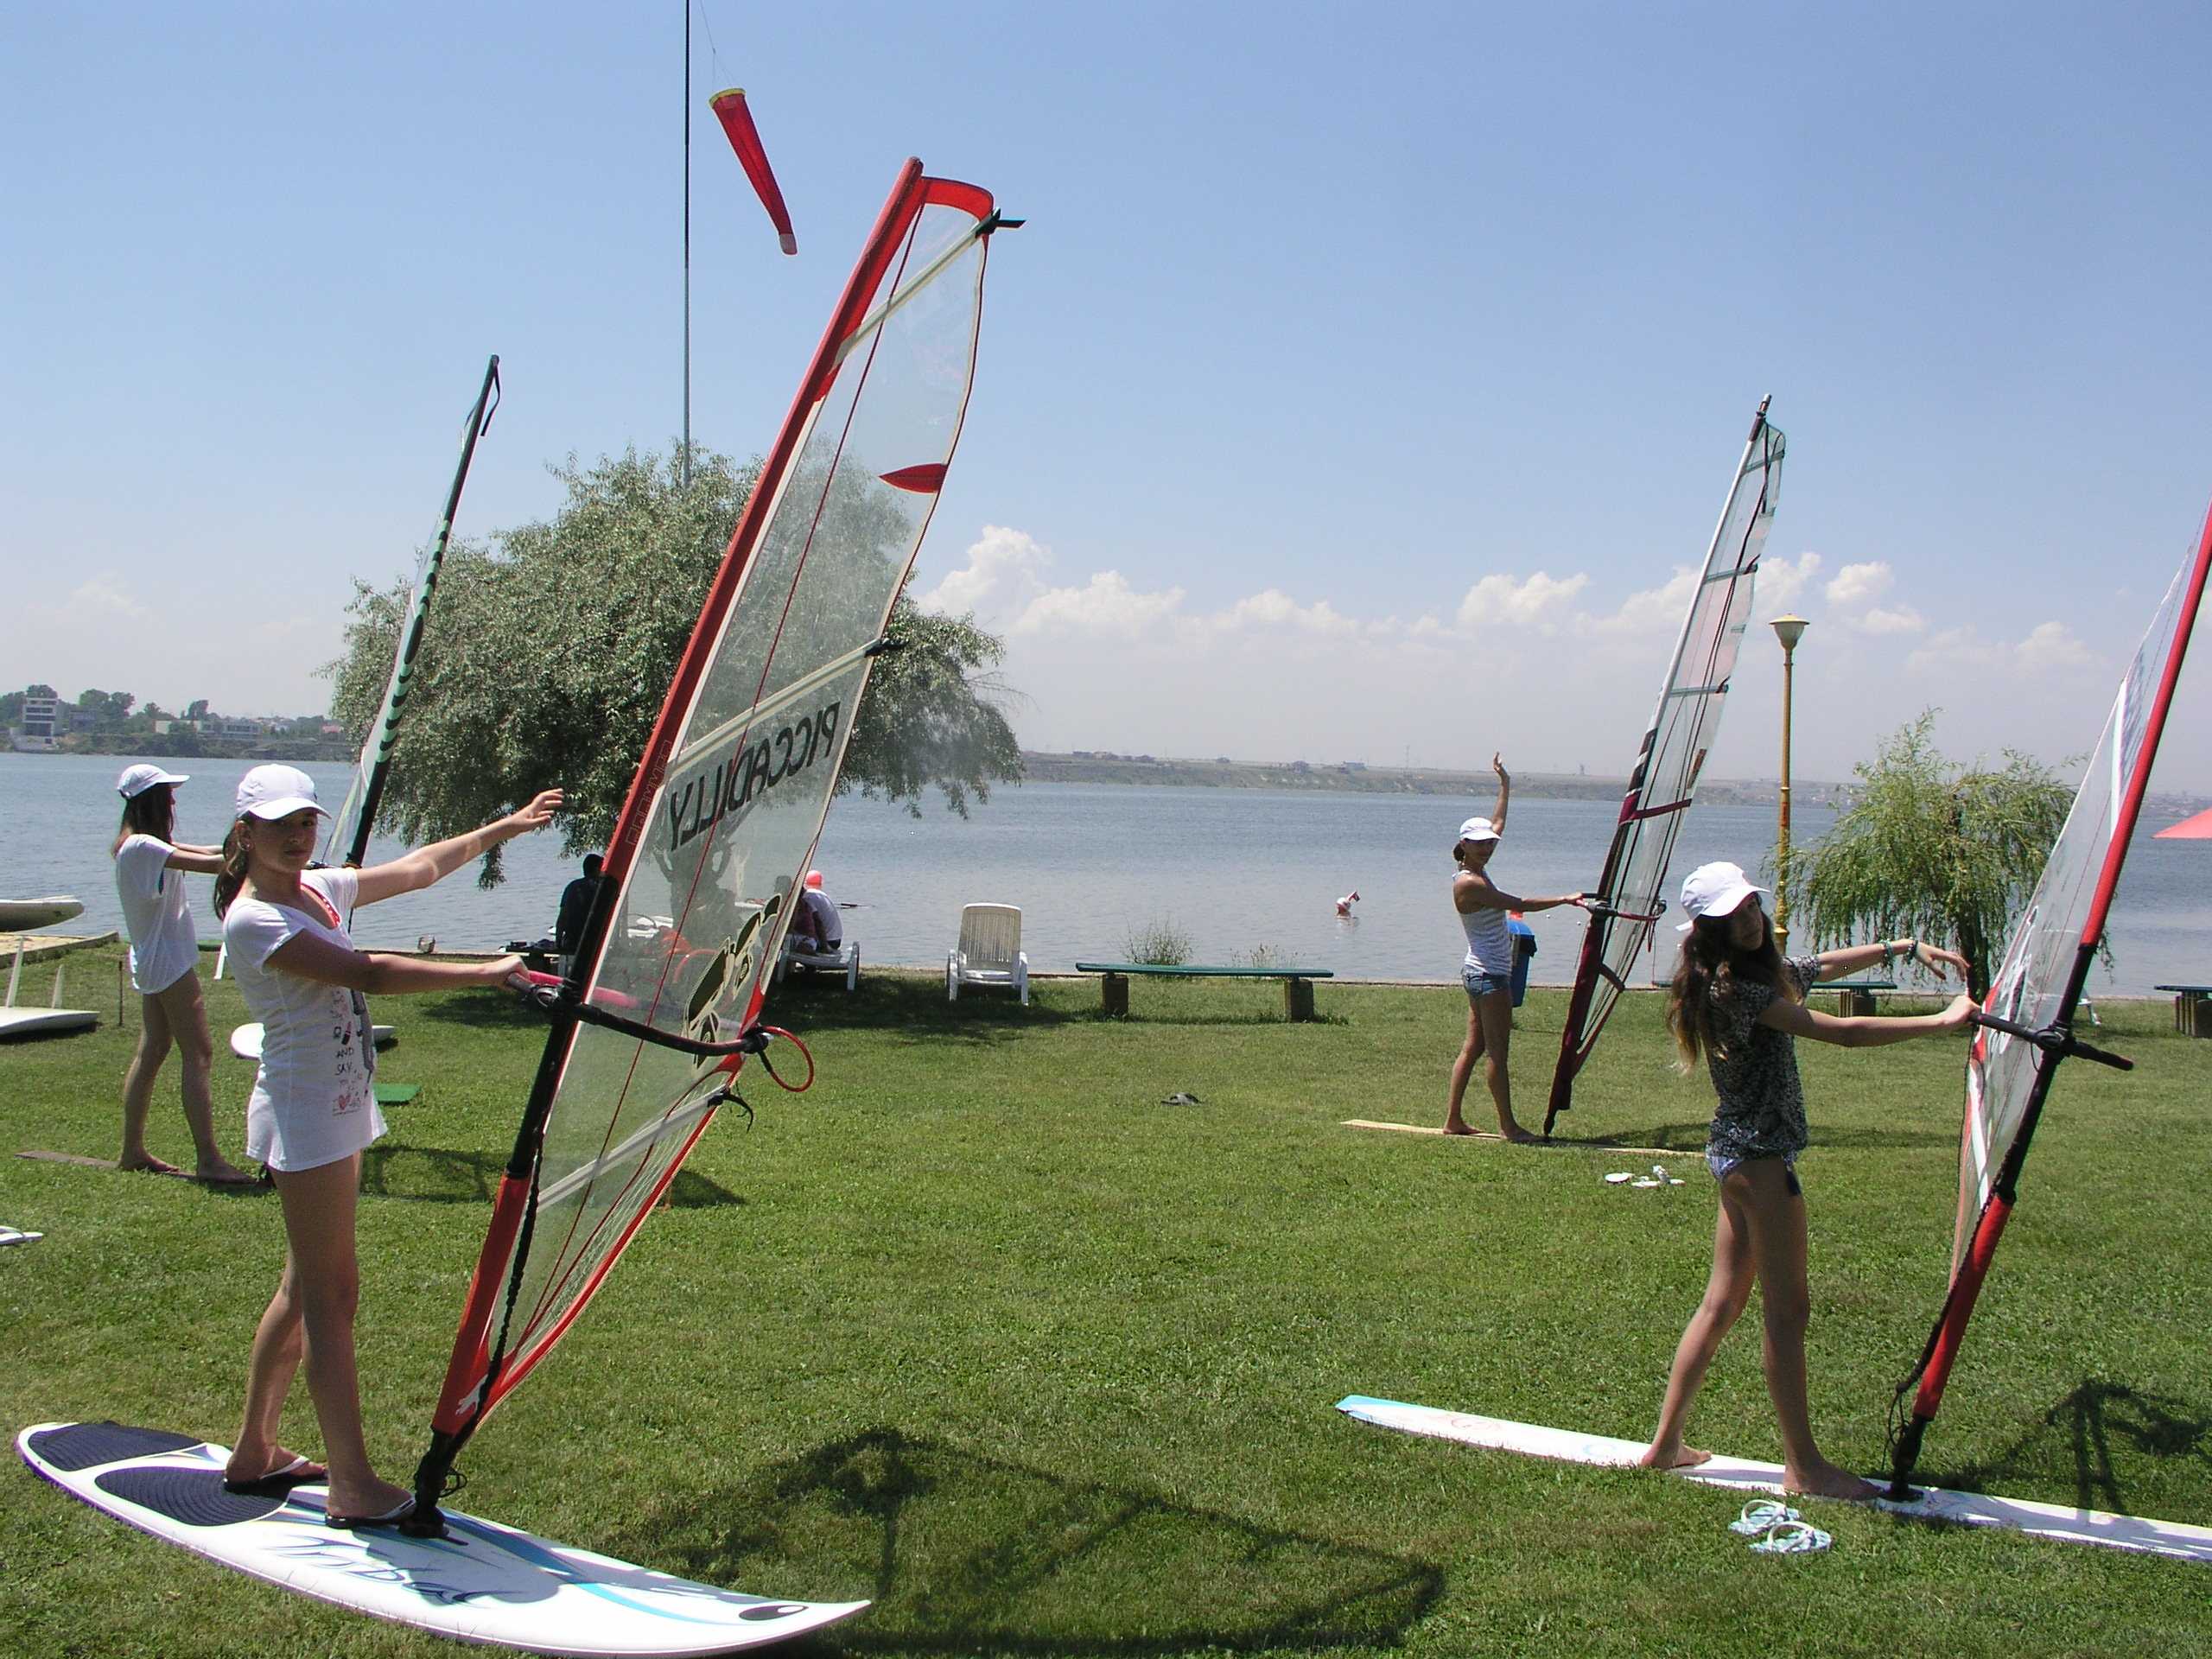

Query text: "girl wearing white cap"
[213, 763, 559, 1526]
[111, 764, 251, 1183]
[1445, 755, 1586, 1141]
[1639, 860, 1973, 1499]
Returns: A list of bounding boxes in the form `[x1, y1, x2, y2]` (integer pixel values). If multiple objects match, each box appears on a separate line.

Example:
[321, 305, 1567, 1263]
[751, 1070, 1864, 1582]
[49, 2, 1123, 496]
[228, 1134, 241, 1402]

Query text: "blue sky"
[9, 1, 2211, 793]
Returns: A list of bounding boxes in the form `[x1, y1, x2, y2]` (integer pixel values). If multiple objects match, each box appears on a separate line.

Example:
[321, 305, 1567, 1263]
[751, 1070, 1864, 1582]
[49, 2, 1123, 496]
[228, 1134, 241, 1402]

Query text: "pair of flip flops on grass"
[1730, 1499, 1833, 1554]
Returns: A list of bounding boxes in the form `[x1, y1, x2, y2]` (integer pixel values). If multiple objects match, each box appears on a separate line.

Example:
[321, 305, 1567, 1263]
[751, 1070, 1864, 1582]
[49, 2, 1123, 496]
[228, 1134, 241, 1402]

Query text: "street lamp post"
[1770, 615, 1808, 947]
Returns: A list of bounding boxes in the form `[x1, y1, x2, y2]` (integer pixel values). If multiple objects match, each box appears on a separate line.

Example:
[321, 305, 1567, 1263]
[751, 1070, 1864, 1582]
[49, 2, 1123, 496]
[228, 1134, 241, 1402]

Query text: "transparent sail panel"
[1957, 553, 2202, 1268]
[484, 187, 993, 1406]
[1572, 417, 1783, 1050]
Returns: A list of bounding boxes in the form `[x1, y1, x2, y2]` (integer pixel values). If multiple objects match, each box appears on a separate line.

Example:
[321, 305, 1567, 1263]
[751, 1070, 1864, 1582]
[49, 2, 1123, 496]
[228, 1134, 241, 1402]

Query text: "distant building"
[12, 690, 60, 753]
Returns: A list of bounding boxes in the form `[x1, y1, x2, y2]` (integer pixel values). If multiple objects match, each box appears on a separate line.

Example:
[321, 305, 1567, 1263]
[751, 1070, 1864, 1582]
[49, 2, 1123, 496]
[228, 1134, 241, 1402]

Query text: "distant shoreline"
[1015, 750, 1835, 807]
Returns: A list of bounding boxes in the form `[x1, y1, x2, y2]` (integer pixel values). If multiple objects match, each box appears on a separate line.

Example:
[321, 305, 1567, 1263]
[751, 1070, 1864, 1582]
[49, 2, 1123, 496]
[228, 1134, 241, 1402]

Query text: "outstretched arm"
[1808, 937, 1969, 983]
[267, 930, 522, 996]
[1490, 753, 1510, 835]
[353, 790, 563, 907]
[1456, 872, 1583, 914]
[1758, 992, 1975, 1047]
[162, 849, 228, 875]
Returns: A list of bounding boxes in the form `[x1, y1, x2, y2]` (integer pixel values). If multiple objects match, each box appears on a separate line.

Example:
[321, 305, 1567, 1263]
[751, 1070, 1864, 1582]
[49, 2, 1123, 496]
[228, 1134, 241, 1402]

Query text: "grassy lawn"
[2, 943, 2208, 1657]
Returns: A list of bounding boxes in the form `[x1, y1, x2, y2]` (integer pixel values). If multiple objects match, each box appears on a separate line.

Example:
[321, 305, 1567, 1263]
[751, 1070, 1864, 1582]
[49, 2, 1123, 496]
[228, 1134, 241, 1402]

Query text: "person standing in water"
[1444, 754, 1585, 1141]
[214, 763, 558, 1523]
[1639, 860, 1973, 1499]
[110, 764, 251, 1183]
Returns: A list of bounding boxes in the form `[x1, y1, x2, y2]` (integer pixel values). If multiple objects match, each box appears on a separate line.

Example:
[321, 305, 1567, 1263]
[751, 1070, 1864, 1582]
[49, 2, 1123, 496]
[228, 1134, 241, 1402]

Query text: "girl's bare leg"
[152, 972, 247, 1181]
[1444, 997, 1486, 1134]
[227, 1257, 321, 1485]
[1473, 989, 1533, 1140]
[1641, 1175, 1756, 1468]
[119, 991, 180, 1173]
[1732, 1160, 1880, 1500]
[266, 1154, 410, 1519]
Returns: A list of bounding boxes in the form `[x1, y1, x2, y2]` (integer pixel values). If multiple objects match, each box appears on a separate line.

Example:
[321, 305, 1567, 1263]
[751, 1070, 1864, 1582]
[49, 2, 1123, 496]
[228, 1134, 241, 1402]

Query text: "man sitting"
[791, 869, 842, 957]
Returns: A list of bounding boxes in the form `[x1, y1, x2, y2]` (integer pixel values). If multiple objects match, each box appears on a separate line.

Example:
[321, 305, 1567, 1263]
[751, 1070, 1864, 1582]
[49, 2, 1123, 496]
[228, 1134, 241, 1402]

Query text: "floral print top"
[1705, 956, 1820, 1164]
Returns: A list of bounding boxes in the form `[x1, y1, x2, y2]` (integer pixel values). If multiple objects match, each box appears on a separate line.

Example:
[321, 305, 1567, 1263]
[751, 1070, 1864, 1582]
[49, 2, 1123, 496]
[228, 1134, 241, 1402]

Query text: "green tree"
[326, 443, 1022, 882]
[1786, 712, 2075, 997]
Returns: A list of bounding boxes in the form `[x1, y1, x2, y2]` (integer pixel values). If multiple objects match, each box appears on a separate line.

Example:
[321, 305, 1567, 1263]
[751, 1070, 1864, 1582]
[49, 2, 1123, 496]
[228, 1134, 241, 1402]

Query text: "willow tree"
[326, 443, 1021, 883]
[1788, 712, 2074, 997]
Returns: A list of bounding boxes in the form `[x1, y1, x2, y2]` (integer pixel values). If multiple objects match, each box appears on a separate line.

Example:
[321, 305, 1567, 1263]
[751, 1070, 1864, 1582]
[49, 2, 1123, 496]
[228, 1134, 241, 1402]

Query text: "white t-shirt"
[113, 834, 200, 995]
[222, 868, 385, 1173]
[795, 888, 842, 949]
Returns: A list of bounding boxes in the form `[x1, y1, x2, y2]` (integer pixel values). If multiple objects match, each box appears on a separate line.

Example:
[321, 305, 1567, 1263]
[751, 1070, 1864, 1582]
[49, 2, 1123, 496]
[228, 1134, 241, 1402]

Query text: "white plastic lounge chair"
[946, 904, 1029, 1005]
[775, 935, 859, 991]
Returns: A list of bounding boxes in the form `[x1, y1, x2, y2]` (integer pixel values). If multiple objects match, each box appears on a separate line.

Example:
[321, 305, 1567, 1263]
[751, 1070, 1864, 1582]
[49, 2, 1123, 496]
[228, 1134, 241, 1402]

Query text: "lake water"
[3, 753, 2203, 994]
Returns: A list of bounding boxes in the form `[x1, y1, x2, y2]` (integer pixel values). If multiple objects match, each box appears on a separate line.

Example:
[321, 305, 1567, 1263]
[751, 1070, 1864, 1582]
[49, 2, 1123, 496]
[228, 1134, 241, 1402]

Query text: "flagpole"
[681, 0, 692, 491]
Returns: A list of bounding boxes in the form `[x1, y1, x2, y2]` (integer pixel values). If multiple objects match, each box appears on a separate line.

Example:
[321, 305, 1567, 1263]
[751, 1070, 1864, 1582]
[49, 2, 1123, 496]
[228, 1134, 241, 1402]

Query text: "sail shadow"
[1916, 1379, 2212, 1512]
[359, 1143, 742, 1211]
[630, 1426, 1441, 1656]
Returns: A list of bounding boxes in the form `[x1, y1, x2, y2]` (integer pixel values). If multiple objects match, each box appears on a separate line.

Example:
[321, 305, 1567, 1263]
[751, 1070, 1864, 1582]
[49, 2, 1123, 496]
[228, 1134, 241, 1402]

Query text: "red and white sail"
[1889, 496, 2212, 1494]
[410, 162, 1010, 1523]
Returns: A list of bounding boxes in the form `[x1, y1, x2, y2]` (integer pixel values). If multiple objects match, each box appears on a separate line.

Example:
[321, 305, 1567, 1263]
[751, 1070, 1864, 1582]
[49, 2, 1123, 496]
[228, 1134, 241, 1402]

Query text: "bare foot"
[1442, 1120, 1478, 1135]
[118, 1154, 183, 1177]
[194, 1160, 257, 1186]
[1499, 1125, 1541, 1145]
[1784, 1461, 1883, 1502]
[1639, 1444, 1713, 1470]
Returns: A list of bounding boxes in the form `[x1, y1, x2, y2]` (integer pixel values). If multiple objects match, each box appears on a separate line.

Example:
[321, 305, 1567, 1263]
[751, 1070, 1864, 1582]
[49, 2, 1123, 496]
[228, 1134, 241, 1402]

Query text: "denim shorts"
[1462, 967, 1511, 1000]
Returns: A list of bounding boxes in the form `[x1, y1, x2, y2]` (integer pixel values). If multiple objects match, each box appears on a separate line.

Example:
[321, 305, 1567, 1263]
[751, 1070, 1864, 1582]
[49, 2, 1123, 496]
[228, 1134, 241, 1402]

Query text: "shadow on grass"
[412, 992, 555, 1033]
[359, 1143, 742, 1211]
[761, 976, 1075, 1043]
[635, 1427, 1441, 1656]
[1924, 1379, 2212, 1514]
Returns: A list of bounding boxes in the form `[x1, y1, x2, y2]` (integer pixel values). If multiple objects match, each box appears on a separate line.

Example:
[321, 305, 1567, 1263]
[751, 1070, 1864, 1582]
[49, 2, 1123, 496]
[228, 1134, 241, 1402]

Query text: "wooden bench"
[1826, 979, 1896, 1016]
[2156, 984, 2212, 1039]
[1073, 962, 1334, 1021]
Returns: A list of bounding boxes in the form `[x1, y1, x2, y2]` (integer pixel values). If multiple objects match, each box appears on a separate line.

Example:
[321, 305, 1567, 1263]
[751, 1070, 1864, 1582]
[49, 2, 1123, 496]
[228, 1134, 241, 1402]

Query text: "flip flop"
[1749, 1520, 1833, 1554]
[1730, 1498, 1802, 1535]
[224, 1453, 328, 1497]
[0, 1226, 43, 1247]
[325, 1495, 416, 1530]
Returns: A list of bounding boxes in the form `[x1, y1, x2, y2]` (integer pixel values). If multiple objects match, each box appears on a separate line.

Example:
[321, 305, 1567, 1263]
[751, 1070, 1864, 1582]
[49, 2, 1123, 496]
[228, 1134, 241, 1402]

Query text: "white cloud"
[1825, 561, 1893, 607]
[1455, 569, 1587, 631]
[2015, 620, 2093, 671]
[41, 573, 150, 624]
[1013, 570, 1185, 639]
[1855, 604, 1926, 636]
[1752, 550, 1823, 620]
[916, 524, 1052, 620]
[1578, 565, 1695, 639]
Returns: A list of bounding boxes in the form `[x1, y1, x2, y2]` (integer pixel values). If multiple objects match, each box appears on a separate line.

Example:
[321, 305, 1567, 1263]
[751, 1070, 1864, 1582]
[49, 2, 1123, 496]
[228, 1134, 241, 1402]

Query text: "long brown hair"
[1665, 903, 1799, 1070]
[212, 821, 252, 920]
[111, 784, 176, 855]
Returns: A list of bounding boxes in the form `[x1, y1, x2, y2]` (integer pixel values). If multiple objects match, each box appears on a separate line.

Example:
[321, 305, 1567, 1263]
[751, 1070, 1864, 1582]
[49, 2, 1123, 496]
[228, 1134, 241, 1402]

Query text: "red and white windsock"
[709, 87, 797, 254]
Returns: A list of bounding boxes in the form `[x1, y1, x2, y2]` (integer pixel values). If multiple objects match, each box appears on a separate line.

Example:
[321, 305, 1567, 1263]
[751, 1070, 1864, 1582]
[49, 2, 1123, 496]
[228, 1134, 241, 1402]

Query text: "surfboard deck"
[1336, 1395, 2212, 1565]
[1340, 1120, 1695, 1158]
[0, 897, 85, 931]
[18, 1422, 868, 1655]
[0, 1008, 98, 1040]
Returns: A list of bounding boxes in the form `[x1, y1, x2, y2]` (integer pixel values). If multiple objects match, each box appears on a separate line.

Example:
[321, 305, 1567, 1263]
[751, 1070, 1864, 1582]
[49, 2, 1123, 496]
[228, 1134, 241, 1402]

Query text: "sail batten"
[1544, 401, 1784, 1135]
[410, 162, 1007, 1526]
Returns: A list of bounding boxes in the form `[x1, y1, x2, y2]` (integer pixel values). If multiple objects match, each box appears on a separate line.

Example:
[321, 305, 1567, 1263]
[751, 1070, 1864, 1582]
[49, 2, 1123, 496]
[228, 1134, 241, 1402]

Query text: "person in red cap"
[1639, 860, 1974, 1499]
[110, 763, 251, 1183]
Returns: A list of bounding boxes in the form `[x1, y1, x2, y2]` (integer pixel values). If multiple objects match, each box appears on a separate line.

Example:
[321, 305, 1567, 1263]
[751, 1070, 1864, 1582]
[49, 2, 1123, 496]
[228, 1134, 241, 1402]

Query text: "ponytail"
[212, 821, 251, 919]
[111, 784, 177, 856]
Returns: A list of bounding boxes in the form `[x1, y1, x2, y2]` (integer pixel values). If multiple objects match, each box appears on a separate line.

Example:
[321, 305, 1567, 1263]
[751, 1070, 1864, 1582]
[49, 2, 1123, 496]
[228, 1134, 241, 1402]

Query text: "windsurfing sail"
[1887, 497, 2212, 1497]
[710, 88, 798, 254]
[410, 161, 1012, 1530]
[1544, 398, 1785, 1135]
[2153, 804, 2212, 839]
[322, 356, 502, 871]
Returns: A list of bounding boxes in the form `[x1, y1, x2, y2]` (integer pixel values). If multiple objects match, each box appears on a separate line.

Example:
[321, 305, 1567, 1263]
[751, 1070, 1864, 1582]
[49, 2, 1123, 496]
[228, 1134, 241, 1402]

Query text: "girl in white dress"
[110, 763, 249, 1182]
[214, 763, 559, 1524]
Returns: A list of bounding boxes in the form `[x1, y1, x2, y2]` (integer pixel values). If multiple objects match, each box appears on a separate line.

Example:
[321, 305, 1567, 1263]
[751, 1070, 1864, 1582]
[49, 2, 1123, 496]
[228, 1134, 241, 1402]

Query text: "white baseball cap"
[234, 764, 327, 821]
[1456, 816, 1503, 845]
[1678, 861, 1766, 928]
[116, 763, 189, 798]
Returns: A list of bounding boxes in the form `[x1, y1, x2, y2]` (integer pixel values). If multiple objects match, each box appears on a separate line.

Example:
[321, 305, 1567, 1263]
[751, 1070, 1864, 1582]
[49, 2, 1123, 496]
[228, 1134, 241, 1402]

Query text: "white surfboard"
[19, 1422, 867, 1656]
[0, 1007, 97, 1039]
[0, 895, 84, 932]
[1336, 1395, 2212, 1565]
[230, 1023, 395, 1060]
